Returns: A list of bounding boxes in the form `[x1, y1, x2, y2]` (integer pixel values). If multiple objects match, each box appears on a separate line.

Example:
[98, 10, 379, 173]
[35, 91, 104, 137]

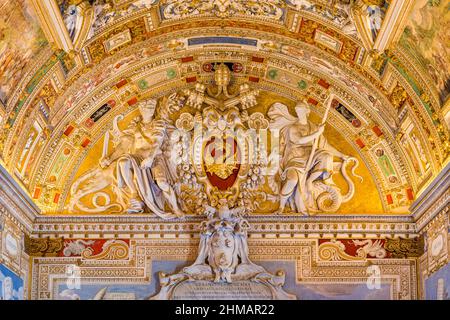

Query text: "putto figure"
[99, 99, 183, 217]
[268, 97, 362, 215]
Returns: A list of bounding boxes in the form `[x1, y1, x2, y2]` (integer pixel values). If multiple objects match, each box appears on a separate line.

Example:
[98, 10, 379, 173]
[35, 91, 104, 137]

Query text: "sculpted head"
[139, 99, 157, 124]
[295, 102, 310, 123]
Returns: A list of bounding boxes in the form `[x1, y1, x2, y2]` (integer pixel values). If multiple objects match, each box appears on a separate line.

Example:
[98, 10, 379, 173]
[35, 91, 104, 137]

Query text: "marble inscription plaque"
[172, 280, 273, 300]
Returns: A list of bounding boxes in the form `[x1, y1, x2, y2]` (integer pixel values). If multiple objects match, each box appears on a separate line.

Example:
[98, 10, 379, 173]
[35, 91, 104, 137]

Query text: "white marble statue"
[99, 99, 183, 218]
[268, 97, 362, 214]
[151, 201, 296, 300]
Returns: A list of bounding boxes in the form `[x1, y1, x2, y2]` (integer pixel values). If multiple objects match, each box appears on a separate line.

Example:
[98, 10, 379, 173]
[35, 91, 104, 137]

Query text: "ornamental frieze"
[66, 65, 364, 216]
[30, 237, 418, 300]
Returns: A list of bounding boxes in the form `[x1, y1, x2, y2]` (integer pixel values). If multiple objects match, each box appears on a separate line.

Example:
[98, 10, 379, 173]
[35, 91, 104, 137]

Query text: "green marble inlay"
[298, 80, 307, 89]
[267, 69, 278, 80]
[138, 79, 149, 90]
[167, 68, 177, 79]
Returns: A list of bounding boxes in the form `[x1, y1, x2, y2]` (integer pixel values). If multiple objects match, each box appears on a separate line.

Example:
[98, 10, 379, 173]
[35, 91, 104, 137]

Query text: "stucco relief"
[68, 64, 361, 216]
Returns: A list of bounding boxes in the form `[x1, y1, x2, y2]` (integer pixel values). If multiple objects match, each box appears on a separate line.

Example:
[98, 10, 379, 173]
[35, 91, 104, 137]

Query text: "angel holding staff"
[268, 95, 351, 215]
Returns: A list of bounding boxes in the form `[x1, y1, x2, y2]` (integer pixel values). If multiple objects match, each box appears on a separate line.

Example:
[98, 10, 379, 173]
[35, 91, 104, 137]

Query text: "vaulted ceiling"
[0, 0, 448, 216]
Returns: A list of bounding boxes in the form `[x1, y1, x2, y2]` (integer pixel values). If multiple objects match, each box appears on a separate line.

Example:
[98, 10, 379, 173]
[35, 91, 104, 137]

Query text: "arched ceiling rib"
[0, 0, 448, 216]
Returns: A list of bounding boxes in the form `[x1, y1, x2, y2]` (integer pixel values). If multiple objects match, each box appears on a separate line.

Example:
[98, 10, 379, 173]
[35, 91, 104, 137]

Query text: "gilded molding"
[24, 236, 63, 257]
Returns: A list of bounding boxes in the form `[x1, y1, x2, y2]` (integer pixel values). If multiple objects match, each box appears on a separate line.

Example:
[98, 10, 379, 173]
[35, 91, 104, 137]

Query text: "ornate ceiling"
[0, 0, 448, 216]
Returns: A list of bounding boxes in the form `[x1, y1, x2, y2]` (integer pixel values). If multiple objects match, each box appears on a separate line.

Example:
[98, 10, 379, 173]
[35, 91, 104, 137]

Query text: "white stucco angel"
[99, 99, 183, 218]
[268, 96, 362, 215]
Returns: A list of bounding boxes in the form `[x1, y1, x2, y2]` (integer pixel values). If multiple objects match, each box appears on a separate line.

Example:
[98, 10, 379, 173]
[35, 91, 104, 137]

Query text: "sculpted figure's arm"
[140, 120, 166, 169]
[290, 124, 325, 144]
[99, 133, 135, 169]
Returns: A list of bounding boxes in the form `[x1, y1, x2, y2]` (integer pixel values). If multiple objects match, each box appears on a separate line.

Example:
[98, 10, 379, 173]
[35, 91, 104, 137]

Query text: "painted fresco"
[56, 260, 392, 300]
[399, 117, 431, 183]
[57, 0, 154, 41]
[62, 44, 165, 112]
[425, 263, 450, 300]
[366, 0, 389, 42]
[260, 261, 392, 300]
[57, 260, 187, 300]
[57, 0, 83, 41]
[16, 121, 43, 176]
[286, 0, 357, 37]
[400, 0, 450, 105]
[0, 264, 24, 300]
[88, 0, 153, 39]
[0, 0, 48, 105]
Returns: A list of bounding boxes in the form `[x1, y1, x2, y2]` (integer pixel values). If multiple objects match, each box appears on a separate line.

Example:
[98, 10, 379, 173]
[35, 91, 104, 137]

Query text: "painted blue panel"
[258, 261, 391, 300]
[425, 262, 450, 300]
[0, 264, 24, 300]
[56, 260, 392, 300]
[58, 260, 188, 300]
[188, 37, 258, 47]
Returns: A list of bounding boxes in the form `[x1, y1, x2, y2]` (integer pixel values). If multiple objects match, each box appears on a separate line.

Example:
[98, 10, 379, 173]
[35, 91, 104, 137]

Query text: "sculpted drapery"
[99, 99, 183, 218]
[268, 98, 357, 215]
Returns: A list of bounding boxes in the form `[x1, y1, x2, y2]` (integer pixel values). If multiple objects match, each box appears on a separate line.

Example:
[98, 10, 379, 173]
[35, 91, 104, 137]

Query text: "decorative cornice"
[0, 165, 39, 233]
[411, 162, 450, 232]
[29, 214, 417, 238]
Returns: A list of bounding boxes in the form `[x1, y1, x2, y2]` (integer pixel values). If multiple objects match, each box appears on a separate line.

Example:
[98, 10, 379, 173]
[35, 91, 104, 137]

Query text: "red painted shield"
[203, 136, 240, 190]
